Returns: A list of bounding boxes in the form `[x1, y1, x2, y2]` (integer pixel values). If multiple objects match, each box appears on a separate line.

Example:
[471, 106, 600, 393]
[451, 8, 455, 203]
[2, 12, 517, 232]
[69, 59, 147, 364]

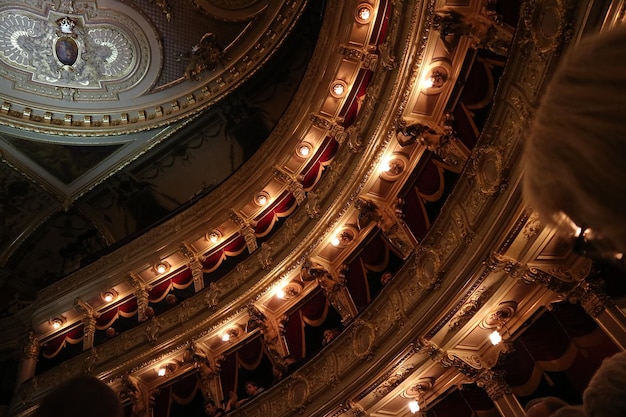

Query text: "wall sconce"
[406, 378, 434, 414]
[296, 142, 312, 158]
[206, 229, 221, 243]
[154, 261, 170, 274]
[273, 280, 302, 300]
[421, 66, 449, 91]
[481, 301, 517, 346]
[51, 317, 64, 329]
[355, 3, 374, 24]
[379, 153, 407, 180]
[331, 228, 356, 247]
[255, 191, 270, 207]
[157, 362, 177, 377]
[423, 71, 446, 89]
[274, 284, 287, 299]
[101, 289, 118, 303]
[330, 80, 348, 98]
[489, 330, 503, 345]
[221, 327, 240, 342]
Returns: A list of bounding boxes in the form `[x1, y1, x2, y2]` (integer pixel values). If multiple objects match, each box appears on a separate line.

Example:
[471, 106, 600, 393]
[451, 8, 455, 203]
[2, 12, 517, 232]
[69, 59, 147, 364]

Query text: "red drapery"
[254, 191, 297, 237]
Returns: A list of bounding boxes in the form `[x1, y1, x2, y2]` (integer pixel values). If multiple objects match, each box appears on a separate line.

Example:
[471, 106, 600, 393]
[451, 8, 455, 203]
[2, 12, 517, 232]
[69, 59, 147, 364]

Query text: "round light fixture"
[155, 261, 170, 274]
[102, 289, 118, 303]
[255, 191, 270, 207]
[297, 142, 312, 158]
[355, 3, 374, 24]
[408, 400, 420, 413]
[489, 330, 503, 345]
[206, 229, 221, 243]
[330, 80, 348, 98]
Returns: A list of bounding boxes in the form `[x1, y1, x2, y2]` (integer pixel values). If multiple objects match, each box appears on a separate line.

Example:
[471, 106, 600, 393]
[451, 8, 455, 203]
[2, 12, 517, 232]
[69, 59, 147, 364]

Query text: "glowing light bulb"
[409, 400, 420, 413]
[358, 7, 370, 20]
[489, 330, 502, 345]
[156, 262, 168, 274]
[380, 157, 391, 173]
[103, 292, 114, 302]
[222, 333, 231, 342]
[275, 287, 286, 299]
[158, 367, 167, 377]
[297, 144, 311, 157]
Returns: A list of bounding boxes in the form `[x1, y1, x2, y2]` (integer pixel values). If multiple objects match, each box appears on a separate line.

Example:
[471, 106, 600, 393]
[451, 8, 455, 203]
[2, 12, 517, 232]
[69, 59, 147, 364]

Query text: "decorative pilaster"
[15, 331, 39, 390]
[180, 242, 206, 292]
[301, 260, 358, 324]
[355, 196, 419, 259]
[247, 304, 290, 362]
[229, 209, 258, 253]
[120, 374, 153, 417]
[187, 342, 224, 404]
[273, 165, 306, 205]
[569, 279, 626, 350]
[129, 273, 152, 322]
[487, 253, 579, 294]
[432, 8, 513, 56]
[309, 113, 349, 145]
[73, 297, 99, 350]
[336, 44, 378, 70]
[476, 369, 525, 417]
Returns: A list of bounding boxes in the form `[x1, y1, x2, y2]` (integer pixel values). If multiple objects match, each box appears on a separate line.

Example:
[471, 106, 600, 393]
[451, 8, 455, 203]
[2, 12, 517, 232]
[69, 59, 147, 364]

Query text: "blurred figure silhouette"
[525, 396, 569, 417]
[203, 398, 225, 417]
[522, 26, 626, 262]
[583, 352, 626, 417]
[551, 405, 587, 417]
[34, 374, 122, 417]
[322, 328, 340, 346]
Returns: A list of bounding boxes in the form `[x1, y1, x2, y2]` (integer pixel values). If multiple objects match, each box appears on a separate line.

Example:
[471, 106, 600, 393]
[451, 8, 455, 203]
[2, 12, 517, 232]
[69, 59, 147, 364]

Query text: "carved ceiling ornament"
[469, 145, 505, 195]
[0, 0, 306, 136]
[0, 5, 146, 93]
[412, 246, 443, 290]
[286, 375, 310, 412]
[521, 0, 572, 56]
[351, 320, 376, 360]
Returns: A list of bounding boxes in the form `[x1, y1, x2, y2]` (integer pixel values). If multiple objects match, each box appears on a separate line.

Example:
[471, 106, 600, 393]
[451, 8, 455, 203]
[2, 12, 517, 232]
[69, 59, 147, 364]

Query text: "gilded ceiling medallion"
[0, 8, 144, 90]
[0, 0, 306, 137]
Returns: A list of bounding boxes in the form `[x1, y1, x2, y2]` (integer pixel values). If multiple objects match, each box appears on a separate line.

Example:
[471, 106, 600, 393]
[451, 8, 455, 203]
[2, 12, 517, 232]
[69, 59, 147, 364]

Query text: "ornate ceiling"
[1, 0, 624, 417]
[0, 0, 319, 305]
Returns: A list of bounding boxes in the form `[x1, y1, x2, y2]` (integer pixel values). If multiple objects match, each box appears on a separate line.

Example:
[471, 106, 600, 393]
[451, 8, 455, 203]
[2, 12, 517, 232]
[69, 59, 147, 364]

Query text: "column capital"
[476, 368, 512, 401]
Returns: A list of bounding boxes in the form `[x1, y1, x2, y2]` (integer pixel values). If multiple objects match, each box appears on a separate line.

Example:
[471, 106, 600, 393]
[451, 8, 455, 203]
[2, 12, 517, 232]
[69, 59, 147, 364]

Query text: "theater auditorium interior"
[0, 0, 625, 416]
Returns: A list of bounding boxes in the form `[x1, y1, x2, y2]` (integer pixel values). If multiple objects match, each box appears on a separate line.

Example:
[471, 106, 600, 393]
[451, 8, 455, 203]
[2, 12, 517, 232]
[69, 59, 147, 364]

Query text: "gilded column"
[301, 261, 358, 324]
[570, 279, 626, 351]
[74, 297, 99, 350]
[180, 242, 206, 292]
[15, 331, 39, 390]
[129, 273, 152, 322]
[229, 209, 258, 253]
[476, 369, 525, 417]
[188, 342, 224, 405]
